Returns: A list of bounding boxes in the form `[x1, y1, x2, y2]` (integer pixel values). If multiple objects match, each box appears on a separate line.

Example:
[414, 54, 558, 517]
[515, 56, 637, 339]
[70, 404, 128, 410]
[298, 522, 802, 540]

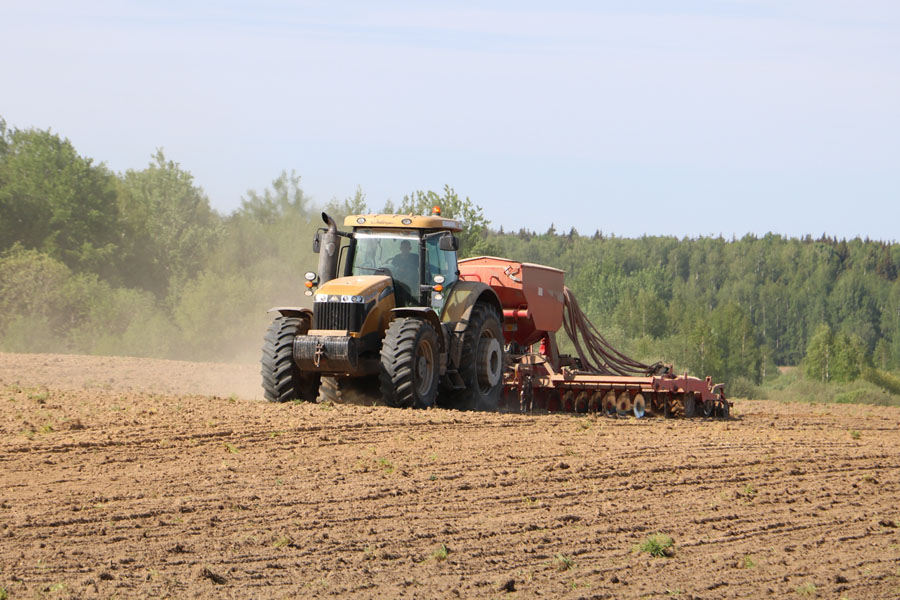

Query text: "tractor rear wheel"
[261, 315, 320, 403]
[443, 303, 504, 411]
[380, 317, 439, 409]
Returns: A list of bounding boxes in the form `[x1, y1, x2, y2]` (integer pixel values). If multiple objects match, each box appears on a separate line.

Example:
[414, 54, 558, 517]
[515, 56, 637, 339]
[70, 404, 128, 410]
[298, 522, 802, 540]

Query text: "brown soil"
[1, 352, 899, 599]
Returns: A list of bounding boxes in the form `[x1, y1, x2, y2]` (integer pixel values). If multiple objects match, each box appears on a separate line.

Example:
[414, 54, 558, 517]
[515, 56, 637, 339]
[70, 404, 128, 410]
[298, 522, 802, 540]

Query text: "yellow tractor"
[261, 210, 505, 410]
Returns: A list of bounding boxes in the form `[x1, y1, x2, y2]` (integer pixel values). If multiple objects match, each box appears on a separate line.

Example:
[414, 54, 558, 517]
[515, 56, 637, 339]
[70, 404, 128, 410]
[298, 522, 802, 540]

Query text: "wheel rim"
[476, 334, 502, 393]
[414, 337, 435, 396]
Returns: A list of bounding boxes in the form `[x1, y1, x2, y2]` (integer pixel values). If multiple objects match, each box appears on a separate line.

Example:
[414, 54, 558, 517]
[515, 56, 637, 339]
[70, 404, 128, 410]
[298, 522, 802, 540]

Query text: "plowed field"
[2, 352, 899, 599]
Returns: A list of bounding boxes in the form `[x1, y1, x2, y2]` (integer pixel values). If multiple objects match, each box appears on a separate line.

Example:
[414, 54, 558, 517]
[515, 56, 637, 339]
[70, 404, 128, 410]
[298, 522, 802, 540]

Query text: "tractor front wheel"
[380, 317, 439, 409]
[261, 315, 320, 403]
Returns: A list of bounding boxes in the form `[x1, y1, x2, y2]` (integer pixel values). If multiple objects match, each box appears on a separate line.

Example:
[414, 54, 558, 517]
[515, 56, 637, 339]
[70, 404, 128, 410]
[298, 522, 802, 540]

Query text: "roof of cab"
[344, 214, 462, 232]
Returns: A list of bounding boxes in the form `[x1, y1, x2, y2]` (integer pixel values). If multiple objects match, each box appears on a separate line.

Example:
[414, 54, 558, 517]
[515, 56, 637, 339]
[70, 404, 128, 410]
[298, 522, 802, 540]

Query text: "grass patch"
[432, 543, 450, 562]
[795, 582, 817, 596]
[741, 555, 757, 569]
[553, 553, 574, 571]
[28, 390, 49, 403]
[634, 533, 675, 558]
[223, 442, 239, 454]
[862, 368, 900, 396]
[377, 457, 394, 473]
[272, 535, 291, 548]
[761, 370, 900, 407]
[0, 587, 7, 600]
[850, 429, 861, 440]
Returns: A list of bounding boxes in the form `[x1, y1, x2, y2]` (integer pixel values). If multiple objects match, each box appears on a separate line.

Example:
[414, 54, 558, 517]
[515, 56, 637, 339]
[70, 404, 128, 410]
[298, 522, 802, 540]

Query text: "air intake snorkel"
[315, 212, 342, 285]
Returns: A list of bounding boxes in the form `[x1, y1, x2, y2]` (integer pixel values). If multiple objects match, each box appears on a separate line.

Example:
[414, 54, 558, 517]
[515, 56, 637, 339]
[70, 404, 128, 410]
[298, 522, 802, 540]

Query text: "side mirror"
[439, 233, 459, 251]
[313, 231, 321, 253]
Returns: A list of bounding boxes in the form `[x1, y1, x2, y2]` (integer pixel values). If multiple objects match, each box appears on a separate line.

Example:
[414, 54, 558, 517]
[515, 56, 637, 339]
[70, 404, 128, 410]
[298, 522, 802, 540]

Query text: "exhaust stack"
[317, 212, 341, 285]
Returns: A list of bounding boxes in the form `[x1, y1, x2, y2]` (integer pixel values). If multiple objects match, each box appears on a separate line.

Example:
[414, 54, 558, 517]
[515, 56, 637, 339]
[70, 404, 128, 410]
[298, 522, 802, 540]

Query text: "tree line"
[2, 117, 899, 395]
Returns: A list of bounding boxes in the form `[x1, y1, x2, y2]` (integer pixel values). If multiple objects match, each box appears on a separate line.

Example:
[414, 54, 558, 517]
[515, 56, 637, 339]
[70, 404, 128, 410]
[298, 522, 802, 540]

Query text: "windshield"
[352, 229, 421, 306]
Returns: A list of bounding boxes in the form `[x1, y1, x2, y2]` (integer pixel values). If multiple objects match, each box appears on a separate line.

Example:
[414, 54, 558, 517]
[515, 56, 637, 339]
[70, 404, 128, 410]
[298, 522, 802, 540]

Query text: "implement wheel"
[444, 303, 504, 411]
[380, 317, 439, 409]
[683, 392, 697, 418]
[702, 398, 715, 418]
[717, 398, 730, 419]
[261, 315, 320, 403]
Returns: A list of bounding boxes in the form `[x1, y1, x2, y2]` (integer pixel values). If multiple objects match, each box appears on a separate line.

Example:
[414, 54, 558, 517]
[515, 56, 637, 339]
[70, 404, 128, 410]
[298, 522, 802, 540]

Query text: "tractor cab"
[309, 212, 461, 311]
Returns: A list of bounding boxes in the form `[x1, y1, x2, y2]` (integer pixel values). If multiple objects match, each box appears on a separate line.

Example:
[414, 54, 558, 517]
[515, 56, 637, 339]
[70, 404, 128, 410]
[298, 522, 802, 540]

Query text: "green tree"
[324, 185, 369, 220]
[831, 332, 865, 382]
[237, 169, 310, 224]
[0, 123, 118, 273]
[117, 150, 221, 295]
[804, 323, 834, 382]
[398, 185, 496, 258]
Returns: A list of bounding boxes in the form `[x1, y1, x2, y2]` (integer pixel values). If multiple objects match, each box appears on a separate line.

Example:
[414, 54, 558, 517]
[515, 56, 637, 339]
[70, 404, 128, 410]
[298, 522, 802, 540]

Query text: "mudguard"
[440, 281, 503, 333]
[267, 306, 313, 320]
[439, 281, 504, 369]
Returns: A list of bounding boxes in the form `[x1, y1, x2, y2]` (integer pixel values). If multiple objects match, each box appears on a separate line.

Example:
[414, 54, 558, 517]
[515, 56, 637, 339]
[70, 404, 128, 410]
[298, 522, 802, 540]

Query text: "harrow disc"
[633, 393, 646, 419]
[603, 390, 617, 416]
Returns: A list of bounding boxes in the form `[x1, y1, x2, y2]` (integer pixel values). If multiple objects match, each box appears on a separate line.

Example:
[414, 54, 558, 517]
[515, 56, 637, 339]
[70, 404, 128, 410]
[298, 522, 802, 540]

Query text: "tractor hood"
[314, 275, 392, 304]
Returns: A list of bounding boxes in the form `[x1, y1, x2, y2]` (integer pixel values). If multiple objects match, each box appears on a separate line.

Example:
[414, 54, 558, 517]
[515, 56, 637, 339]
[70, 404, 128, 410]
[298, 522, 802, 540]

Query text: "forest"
[2, 118, 899, 403]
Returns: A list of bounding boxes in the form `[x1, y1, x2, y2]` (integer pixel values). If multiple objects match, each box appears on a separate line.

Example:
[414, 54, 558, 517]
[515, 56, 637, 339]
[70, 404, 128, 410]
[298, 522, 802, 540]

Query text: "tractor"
[261, 210, 505, 410]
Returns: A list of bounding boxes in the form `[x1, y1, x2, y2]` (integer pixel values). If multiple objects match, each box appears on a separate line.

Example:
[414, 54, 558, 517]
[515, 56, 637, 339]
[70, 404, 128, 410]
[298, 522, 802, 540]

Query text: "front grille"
[313, 302, 363, 331]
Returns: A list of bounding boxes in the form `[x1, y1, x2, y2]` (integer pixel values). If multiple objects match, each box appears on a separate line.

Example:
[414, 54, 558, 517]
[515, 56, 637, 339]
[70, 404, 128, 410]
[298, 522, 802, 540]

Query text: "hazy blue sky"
[3, 1, 898, 239]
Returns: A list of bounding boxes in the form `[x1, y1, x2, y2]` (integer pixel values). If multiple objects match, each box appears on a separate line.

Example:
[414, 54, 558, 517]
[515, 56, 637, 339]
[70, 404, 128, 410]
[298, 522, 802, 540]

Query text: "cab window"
[425, 234, 458, 288]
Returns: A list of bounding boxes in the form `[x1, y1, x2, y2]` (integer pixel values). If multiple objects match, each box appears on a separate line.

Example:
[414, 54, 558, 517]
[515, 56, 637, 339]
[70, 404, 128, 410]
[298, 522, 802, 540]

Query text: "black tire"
[380, 317, 439, 409]
[717, 398, 730, 419]
[318, 376, 344, 403]
[683, 392, 697, 418]
[443, 303, 504, 411]
[702, 398, 715, 418]
[261, 316, 320, 403]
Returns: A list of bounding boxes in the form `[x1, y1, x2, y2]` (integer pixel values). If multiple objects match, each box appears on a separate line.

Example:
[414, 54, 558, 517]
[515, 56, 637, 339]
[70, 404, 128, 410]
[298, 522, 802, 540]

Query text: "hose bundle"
[562, 286, 667, 377]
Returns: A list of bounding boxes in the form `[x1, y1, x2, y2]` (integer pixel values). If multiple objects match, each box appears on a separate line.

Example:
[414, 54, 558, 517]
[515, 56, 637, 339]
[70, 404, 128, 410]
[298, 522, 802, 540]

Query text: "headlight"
[315, 294, 328, 302]
[304, 271, 317, 281]
[352, 295, 364, 303]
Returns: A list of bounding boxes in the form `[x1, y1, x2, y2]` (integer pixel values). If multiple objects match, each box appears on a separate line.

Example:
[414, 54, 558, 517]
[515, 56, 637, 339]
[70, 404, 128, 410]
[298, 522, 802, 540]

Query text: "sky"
[2, 1, 899, 240]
